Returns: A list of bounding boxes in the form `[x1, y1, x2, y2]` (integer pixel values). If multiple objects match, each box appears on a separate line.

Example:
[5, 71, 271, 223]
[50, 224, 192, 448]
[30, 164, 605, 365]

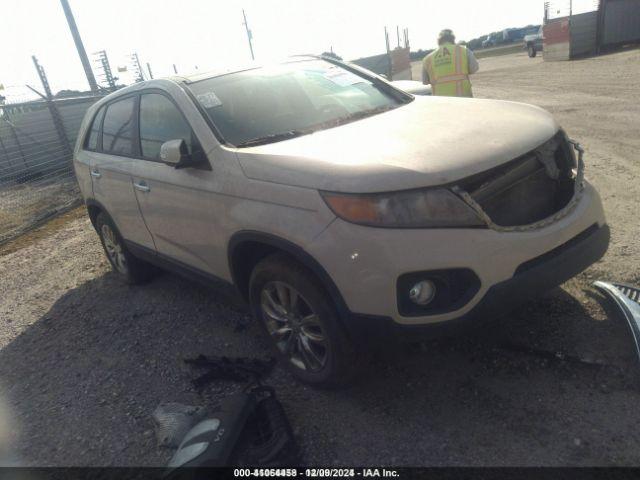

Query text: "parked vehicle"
[482, 33, 502, 48]
[504, 26, 540, 44]
[74, 55, 609, 387]
[525, 26, 544, 57]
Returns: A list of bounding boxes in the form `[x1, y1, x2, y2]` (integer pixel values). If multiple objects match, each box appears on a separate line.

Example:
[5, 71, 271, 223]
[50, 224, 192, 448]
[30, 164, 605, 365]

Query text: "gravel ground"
[0, 177, 80, 244]
[1, 49, 640, 467]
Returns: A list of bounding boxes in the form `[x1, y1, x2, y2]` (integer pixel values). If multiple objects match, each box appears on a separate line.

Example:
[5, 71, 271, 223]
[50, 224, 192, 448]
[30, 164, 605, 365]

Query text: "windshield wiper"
[235, 130, 308, 148]
[341, 104, 397, 123]
[320, 105, 398, 130]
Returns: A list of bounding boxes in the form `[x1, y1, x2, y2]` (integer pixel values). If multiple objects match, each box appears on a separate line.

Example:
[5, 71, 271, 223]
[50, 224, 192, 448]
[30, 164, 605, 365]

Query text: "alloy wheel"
[260, 281, 328, 372]
[101, 224, 128, 274]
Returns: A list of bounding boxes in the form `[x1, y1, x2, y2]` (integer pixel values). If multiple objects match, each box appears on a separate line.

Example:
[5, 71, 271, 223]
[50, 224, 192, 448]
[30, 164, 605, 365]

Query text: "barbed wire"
[0, 94, 105, 244]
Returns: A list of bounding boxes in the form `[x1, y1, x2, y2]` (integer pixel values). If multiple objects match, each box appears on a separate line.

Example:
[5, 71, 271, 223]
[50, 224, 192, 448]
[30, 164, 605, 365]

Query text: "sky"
[0, 0, 553, 101]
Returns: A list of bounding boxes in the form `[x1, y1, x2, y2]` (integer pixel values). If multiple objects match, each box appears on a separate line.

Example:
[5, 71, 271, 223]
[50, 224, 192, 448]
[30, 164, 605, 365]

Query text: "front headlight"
[321, 188, 485, 228]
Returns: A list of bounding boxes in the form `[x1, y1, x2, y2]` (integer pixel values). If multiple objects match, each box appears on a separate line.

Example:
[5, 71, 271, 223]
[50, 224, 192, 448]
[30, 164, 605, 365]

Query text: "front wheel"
[249, 254, 358, 387]
[528, 45, 537, 58]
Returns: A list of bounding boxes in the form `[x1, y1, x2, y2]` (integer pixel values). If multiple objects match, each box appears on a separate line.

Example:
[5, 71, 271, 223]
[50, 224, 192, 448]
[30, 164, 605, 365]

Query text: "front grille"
[460, 132, 577, 227]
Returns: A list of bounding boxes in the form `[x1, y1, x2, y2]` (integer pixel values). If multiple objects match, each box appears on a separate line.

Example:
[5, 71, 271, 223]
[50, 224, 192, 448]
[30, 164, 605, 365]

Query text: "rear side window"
[102, 97, 136, 156]
[139, 93, 201, 160]
[84, 105, 106, 151]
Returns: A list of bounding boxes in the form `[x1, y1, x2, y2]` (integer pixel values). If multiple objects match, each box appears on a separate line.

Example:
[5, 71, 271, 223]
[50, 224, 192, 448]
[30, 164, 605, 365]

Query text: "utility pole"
[173, 64, 178, 74]
[242, 9, 255, 60]
[384, 26, 390, 54]
[59, 0, 98, 92]
[384, 27, 392, 80]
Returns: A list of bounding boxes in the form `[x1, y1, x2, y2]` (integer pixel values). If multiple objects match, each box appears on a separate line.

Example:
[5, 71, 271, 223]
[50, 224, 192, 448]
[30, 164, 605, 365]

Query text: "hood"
[234, 96, 559, 193]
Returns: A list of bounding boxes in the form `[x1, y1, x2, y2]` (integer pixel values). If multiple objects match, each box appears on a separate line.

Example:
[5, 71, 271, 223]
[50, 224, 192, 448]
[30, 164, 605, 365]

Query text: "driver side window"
[138, 93, 203, 161]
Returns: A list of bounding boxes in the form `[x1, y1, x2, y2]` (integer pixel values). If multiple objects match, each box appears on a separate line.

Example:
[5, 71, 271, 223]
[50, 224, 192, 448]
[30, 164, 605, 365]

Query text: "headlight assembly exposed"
[321, 188, 486, 228]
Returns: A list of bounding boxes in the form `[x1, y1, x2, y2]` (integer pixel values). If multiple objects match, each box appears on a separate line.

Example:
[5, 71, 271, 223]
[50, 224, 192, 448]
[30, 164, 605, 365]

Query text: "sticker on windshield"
[196, 91, 222, 108]
[322, 68, 367, 87]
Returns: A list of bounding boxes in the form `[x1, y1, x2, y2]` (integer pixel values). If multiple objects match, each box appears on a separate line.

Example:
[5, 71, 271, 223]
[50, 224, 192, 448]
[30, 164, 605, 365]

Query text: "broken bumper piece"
[593, 281, 640, 362]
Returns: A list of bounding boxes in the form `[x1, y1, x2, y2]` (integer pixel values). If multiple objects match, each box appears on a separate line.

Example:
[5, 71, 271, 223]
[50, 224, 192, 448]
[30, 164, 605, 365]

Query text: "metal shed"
[543, 0, 640, 60]
[600, 0, 640, 47]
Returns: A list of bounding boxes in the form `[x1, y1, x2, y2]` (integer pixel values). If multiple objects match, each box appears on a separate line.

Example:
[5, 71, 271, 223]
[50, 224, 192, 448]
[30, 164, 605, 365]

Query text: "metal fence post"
[32, 56, 72, 158]
[7, 120, 28, 170]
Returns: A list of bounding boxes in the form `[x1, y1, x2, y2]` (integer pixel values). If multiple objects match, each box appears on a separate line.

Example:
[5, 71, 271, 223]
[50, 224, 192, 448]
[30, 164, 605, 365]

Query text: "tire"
[528, 45, 537, 58]
[249, 253, 358, 387]
[95, 212, 157, 284]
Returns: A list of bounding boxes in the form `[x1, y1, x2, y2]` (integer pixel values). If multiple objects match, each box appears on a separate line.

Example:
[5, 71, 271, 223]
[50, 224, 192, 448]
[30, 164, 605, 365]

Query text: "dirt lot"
[1, 49, 640, 467]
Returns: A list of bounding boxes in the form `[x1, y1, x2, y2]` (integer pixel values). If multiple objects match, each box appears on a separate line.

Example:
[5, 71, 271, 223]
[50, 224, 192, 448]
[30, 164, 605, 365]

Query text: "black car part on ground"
[153, 403, 209, 448]
[166, 386, 298, 473]
[229, 386, 300, 467]
[593, 281, 640, 363]
[184, 355, 276, 390]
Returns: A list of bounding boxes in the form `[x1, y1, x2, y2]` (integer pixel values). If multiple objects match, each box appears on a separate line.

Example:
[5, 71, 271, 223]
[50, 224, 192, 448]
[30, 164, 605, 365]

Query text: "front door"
[132, 92, 226, 276]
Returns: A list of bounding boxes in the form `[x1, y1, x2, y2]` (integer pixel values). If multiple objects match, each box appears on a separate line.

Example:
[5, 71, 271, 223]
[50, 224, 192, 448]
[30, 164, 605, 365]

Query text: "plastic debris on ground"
[152, 403, 209, 448]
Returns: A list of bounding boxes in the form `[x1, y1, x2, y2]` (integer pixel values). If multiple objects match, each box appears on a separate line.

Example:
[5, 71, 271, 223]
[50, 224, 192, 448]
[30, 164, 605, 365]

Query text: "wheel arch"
[86, 198, 107, 228]
[85, 199, 124, 239]
[227, 231, 350, 319]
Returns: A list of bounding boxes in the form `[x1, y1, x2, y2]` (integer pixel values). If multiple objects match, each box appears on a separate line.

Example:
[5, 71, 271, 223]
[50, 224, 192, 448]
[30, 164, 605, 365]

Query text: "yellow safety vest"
[423, 43, 473, 97]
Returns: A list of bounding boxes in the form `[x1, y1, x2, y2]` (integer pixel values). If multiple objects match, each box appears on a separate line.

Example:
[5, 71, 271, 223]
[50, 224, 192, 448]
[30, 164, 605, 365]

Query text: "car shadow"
[1, 272, 639, 466]
[0, 270, 258, 466]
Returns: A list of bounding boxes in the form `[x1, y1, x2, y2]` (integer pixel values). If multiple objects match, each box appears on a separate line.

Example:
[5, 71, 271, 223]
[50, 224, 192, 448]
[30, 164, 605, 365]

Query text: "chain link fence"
[0, 94, 105, 244]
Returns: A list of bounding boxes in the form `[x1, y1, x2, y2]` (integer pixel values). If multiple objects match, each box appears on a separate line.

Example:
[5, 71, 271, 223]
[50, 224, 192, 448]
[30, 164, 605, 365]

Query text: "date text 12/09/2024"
[233, 469, 400, 477]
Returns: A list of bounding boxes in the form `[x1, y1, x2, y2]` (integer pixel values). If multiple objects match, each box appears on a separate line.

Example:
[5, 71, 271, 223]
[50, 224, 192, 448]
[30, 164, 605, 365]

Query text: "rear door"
[75, 104, 105, 199]
[90, 95, 155, 249]
[132, 91, 223, 274]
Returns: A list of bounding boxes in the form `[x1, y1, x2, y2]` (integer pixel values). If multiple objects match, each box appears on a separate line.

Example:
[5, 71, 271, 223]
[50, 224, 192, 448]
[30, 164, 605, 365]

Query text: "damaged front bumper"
[345, 222, 610, 342]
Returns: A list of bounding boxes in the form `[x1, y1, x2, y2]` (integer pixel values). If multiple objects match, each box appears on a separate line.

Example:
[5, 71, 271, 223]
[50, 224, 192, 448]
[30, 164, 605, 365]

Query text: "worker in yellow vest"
[422, 29, 479, 97]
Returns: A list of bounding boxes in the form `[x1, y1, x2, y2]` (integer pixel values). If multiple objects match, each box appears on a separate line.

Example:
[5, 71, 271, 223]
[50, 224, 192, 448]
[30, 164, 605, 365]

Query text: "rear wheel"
[249, 253, 358, 387]
[95, 212, 157, 284]
[528, 44, 537, 58]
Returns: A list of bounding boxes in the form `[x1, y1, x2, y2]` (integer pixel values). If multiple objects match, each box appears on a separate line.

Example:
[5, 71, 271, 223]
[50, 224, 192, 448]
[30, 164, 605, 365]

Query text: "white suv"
[74, 56, 609, 386]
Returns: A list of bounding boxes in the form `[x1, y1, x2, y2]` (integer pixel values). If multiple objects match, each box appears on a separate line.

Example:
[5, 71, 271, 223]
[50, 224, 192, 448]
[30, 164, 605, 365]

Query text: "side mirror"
[160, 139, 191, 169]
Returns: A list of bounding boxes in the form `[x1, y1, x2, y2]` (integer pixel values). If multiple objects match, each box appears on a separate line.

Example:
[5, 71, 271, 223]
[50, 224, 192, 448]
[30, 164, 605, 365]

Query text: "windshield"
[187, 59, 407, 147]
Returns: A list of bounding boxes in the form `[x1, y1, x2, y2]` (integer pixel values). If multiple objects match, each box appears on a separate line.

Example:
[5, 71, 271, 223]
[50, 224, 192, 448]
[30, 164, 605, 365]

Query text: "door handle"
[133, 181, 150, 193]
[90, 169, 101, 179]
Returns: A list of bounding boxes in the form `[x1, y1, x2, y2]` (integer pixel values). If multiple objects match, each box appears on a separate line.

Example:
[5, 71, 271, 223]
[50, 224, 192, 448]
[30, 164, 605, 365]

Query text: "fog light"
[409, 280, 436, 306]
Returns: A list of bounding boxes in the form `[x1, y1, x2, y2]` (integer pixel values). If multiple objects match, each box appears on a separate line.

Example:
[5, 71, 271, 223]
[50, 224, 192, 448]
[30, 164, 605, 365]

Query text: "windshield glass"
[187, 59, 406, 147]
